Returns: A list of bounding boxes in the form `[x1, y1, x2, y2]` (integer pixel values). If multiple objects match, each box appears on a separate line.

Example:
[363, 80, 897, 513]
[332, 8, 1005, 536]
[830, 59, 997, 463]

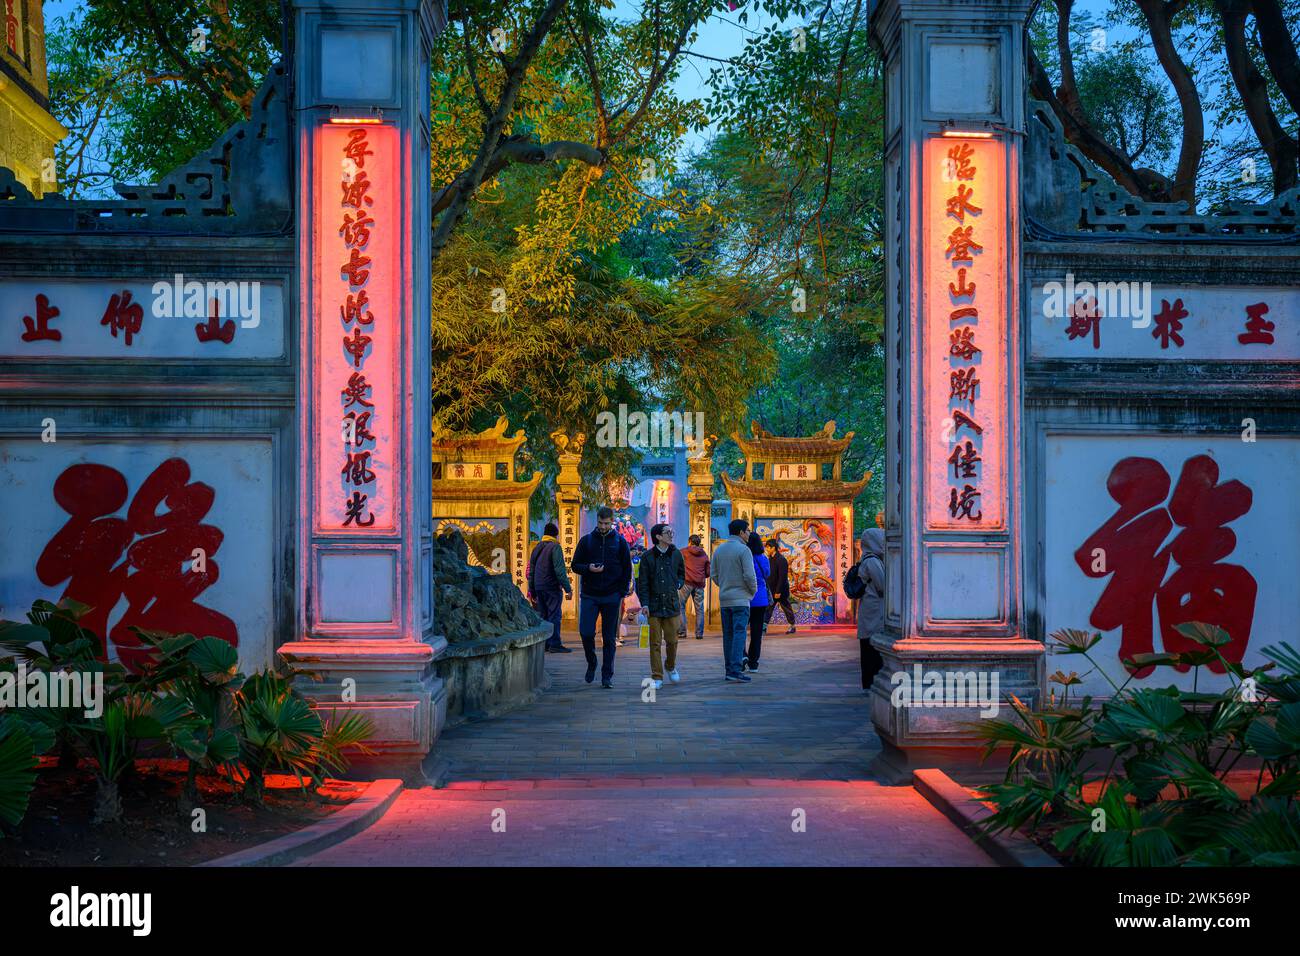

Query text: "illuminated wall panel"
[923, 135, 1006, 532]
[314, 122, 400, 533]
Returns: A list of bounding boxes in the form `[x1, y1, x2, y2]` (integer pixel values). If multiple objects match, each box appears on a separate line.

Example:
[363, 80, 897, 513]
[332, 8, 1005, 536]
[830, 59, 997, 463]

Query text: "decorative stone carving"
[0, 64, 292, 234]
[1025, 98, 1298, 239]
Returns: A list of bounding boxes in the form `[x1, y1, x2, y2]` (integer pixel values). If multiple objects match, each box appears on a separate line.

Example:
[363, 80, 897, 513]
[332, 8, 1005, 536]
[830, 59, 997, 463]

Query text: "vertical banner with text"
[924, 135, 1007, 532]
[315, 122, 400, 533]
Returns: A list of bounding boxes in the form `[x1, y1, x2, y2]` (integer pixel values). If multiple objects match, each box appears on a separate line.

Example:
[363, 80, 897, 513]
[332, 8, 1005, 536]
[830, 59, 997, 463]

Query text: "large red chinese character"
[342, 326, 372, 368]
[195, 298, 236, 344]
[35, 459, 237, 673]
[1076, 455, 1255, 677]
[1066, 295, 1102, 350]
[21, 293, 61, 342]
[340, 248, 371, 287]
[945, 184, 981, 222]
[341, 170, 373, 209]
[945, 143, 976, 180]
[949, 267, 976, 300]
[1151, 298, 1187, 350]
[344, 128, 373, 170]
[101, 290, 144, 347]
[1237, 302, 1274, 346]
[340, 212, 374, 249]
[340, 290, 374, 327]
[945, 226, 983, 263]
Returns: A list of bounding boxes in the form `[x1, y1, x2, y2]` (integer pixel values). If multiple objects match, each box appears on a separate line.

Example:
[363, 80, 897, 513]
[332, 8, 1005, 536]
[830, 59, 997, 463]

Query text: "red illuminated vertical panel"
[315, 122, 400, 532]
[923, 135, 1006, 531]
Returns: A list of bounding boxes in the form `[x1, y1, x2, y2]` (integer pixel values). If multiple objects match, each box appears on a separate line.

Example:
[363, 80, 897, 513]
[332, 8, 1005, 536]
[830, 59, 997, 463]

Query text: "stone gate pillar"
[552, 430, 585, 623]
[686, 435, 717, 631]
[868, 0, 1043, 778]
[278, 0, 448, 780]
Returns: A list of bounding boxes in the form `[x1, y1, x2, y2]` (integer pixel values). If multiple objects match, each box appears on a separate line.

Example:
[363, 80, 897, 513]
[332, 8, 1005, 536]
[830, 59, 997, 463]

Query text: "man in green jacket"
[636, 522, 686, 689]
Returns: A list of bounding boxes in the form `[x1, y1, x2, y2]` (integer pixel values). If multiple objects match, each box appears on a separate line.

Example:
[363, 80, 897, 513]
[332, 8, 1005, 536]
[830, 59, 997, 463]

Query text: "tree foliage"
[1031, 0, 1300, 205]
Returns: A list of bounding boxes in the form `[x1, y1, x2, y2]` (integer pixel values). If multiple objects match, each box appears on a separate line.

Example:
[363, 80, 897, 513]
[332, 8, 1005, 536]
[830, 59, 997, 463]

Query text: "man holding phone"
[571, 505, 633, 687]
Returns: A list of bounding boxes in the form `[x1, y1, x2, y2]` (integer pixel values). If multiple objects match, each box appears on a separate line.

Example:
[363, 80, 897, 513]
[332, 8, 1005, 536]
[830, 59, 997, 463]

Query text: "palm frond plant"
[127, 629, 244, 811]
[972, 623, 1300, 865]
[72, 691, 183, 825]
[0, 598, 126, 769]
[232, 670, 374, 805]
[0, 714, 51, 836]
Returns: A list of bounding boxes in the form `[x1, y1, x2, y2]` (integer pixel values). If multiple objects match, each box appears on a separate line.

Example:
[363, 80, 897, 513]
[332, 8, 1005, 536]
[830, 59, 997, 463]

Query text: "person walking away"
[764, 538, 796, 634]
[857, 527, 886, 692]
[527, 522, 573, 653]
[571, 506, 633, 687]
[744, 530, 771, 671]
[636, 523, 685, 689]
[709, 518, 757, 682]
[678, 534, 710, 640]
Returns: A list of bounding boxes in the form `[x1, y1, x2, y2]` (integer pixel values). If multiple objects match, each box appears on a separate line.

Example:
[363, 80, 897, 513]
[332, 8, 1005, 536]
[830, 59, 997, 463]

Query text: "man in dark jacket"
[527, 521, 573, 653]
[571, 506, 633, 687]
[764, 539, 796, 634]
[636, 523, 686, 688]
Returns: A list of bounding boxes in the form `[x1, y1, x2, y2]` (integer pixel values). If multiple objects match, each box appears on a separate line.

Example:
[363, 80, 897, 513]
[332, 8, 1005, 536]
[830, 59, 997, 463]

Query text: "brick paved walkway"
[296, 629, 994, 866]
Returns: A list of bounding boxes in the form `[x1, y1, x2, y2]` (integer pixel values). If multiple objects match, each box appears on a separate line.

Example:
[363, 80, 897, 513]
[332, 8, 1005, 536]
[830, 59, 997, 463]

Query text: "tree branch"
[1250, 0, 1300, 117]
[1216, 0, 1298, 194]
[430, 0, 570, 259]
[1133, 0, 1204, 203]
[1028, 45, 1157, 200]
[432, 137, 605, 215]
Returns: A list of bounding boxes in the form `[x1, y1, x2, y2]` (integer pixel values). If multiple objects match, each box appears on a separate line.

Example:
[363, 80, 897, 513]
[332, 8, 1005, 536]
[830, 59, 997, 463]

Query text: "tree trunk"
[57, 740, 78, 771]
[430, 0, 569, 261]
[1028, 47, 1157, 200]
[1217, 0, 1299, 195]
[1133, 0, 1204, 205]
[177, 761, 199, 816]
[93, 775, 122, 825]
[1250, 0, 1300, 117]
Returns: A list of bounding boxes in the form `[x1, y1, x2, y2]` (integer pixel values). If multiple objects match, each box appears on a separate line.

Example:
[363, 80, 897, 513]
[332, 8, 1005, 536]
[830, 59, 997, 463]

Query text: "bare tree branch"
[1133, 0, 1204, 203]
[1216, 0, 1298, 194]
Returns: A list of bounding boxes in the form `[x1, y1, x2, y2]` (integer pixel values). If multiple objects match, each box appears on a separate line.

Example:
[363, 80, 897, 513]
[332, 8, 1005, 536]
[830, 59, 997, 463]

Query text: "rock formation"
[432, 528, 542, 643]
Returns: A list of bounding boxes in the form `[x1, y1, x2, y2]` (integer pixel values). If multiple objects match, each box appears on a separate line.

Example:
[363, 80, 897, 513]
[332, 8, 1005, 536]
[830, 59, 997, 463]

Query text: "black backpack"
[842, 558, 868, 600]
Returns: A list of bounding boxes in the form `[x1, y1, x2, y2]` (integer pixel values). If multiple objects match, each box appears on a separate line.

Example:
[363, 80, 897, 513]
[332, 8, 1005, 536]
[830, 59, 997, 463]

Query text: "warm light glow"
[942, 129, 994, 138]
[923, 134, 1006, 531]
[329, 117, 384, 124]
[314, 122, 400, 532]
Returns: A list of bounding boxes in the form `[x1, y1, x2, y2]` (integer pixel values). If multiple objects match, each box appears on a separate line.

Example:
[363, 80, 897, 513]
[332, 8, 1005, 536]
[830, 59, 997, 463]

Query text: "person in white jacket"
[710, 518, 758, 682]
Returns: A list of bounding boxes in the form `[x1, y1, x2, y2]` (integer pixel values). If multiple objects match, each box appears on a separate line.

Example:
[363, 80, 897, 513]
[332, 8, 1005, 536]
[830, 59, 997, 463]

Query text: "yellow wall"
[1, 0, 67, 197]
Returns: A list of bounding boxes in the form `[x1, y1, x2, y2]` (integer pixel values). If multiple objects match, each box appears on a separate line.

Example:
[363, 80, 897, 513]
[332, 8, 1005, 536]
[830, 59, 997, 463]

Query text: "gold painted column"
[686, 434, 717, 632]
[552, 430, 585, 624]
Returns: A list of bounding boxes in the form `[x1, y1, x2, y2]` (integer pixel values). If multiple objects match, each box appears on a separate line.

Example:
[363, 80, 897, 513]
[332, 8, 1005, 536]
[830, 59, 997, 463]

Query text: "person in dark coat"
[635, 522, 686, 687]
[571, 505, 633, 687]
[527, 521, 573, 652]
[764, 538, 796, 634]
[744, 530, 771, 670]
[857, 527, 886, 691]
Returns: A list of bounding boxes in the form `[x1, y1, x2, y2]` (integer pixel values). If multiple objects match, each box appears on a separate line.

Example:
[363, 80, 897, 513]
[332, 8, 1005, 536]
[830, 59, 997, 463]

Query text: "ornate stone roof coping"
[732, 420, 855, 457]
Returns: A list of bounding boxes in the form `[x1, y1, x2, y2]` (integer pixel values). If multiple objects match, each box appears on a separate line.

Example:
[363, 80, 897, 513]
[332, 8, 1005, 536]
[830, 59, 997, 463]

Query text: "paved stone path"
[296, 629, 993, 866]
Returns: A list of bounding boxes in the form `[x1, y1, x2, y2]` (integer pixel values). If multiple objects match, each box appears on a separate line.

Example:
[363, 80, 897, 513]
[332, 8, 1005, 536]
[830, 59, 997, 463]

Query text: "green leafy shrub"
[1, 599, 375, 826]
[232, 671, 373, 805]
[974, 623, 1300, 866]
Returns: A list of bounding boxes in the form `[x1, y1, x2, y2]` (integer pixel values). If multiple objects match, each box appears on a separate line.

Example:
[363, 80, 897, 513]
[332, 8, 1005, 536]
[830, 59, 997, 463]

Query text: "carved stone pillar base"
[279, 638, 447, 784]
[868, 636, 1044, 784]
